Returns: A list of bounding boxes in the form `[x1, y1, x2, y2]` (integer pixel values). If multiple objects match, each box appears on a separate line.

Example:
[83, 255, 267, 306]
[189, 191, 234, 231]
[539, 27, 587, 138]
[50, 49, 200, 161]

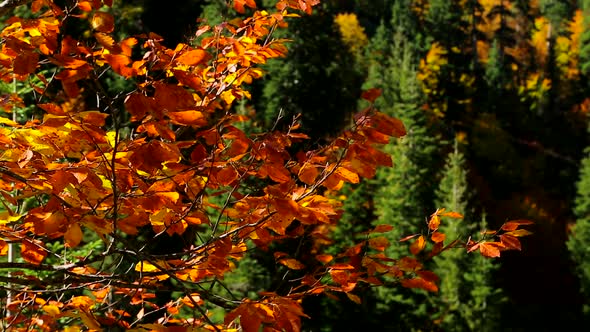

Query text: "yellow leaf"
[42, 304, 61, 316]
[0, 211, 21, 225]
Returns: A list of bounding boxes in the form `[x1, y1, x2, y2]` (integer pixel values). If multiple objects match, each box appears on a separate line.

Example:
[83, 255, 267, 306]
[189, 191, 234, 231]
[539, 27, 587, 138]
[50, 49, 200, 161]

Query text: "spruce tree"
[366, 22, 438, 331]
[567, 146, 590, 316]
[433, 141, 503, 331]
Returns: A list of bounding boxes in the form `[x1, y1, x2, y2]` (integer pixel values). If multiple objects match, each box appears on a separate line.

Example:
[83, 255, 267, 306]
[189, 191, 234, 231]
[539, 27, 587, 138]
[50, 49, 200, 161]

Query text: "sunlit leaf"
[409, 235, 426, 255]
[91, 12, 115, 33]
[279, 258, 306, 270]
[500, 234, 521, 251]
[479, 242, 503, 258]
[431, 232, 445, 243]
[505, 229, 533, 237]
[21, 239, 47, 265]
[64, 223, 83, 248]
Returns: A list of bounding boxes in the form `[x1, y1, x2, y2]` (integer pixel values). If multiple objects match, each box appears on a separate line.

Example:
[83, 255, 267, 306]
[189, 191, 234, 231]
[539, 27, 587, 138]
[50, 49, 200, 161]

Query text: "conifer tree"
[567, 146, 590, 316]
[362, 17, 439, 330]
[433, 141, 503, 331]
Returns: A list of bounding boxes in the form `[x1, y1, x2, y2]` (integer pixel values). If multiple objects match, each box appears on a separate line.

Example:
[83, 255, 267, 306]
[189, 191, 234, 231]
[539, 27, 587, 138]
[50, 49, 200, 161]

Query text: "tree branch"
[0, 0, 32, 16]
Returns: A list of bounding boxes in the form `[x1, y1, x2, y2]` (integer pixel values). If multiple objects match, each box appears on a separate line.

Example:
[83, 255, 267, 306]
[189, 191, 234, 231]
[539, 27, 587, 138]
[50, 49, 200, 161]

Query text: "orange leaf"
[216, 167, 239, 186]
[428, 215, 440, 231]
[361, 88, 382, 103]
[479, 242, 503, 258]
[0, 240, 7, 256]
[401, 277, 438, 292]
[334, 167, 360, 184]
[91, 12, 115, 33]
[441, 211, 463, 219]
[315, 254, 333, 264]
[501, 220, 534, 231]
[399, 233, 420, 242]
[505, 229, 533, 237]
[500, 234, 521, 251]
[38, 103, 65, 115]
[64, 223, 83, 248]
[176, 49, 210, 66]
[78, 1, 93, 11]
[431, 232, 445, 243]
[262, 164, 291, 183]
[95, 32, 116, 50]
[233, 0, 256, 14]
[346, 293, 362, 304]
[368, 236, 389, 251]
[409, 235, 426, 255]
[298, 164, 319, 185]
[167, 110, 207, 126]
[370, 224, 394, 234]
[21, 239, 47, 265]
[279, 258, 306, 270]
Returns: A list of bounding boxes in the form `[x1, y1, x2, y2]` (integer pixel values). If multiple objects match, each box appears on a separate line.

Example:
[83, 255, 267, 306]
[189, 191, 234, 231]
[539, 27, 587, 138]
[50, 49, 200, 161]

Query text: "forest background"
[1, 0, 590, 331]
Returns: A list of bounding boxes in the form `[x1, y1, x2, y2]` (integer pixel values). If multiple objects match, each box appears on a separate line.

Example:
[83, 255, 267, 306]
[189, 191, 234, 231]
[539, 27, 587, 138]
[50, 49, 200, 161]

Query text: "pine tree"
[366, 23, 439, 331]
[433, 141, 503, 331]
[567, 146, 590, 316]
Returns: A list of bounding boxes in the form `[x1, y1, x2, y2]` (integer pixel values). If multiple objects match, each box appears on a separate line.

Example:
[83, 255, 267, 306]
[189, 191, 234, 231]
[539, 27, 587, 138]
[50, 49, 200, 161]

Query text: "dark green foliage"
[433, 142, 503, 331]
[568, 147, 590, 315]
[255, 8, 364, 138]
[366, 21, 438, 331]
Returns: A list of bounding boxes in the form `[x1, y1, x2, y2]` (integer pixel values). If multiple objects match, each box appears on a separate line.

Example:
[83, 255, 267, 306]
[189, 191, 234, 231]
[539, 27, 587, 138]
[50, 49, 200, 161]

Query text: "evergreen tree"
[567, 146, 590, 316]
[433, 141, 503, 331]
[366, 23, 439, 331]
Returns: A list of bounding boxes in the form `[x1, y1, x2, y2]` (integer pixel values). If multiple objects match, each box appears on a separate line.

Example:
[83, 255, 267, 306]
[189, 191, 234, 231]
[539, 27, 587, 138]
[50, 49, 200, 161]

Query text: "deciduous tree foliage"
[0, 0, 531, 330]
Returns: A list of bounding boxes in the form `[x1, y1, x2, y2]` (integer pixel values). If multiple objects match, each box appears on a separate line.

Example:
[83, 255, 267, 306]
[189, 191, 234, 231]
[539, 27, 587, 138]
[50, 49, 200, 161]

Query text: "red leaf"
[501, 219, 534, 231]
[216, 167, 239, 186]
[401, 277, 438, 292]
[371, 224, 394, 233]
[38, 103, 65, 115]
[361, 88, 382, 103]
[372, 113, 406, 138]
[500, 234, 521, 251]
[167, 110, 207, 126]
[13, 52, 39, 75]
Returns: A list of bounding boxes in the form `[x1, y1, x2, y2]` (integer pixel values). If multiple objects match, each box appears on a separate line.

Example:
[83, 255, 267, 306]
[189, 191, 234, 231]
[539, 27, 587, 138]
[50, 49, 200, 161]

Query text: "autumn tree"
[0, 1, 532, 331]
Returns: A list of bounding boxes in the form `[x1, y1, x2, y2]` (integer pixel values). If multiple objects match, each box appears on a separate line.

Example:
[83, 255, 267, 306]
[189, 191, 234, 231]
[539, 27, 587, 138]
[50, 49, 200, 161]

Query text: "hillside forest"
[0, 0, 589, 331]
